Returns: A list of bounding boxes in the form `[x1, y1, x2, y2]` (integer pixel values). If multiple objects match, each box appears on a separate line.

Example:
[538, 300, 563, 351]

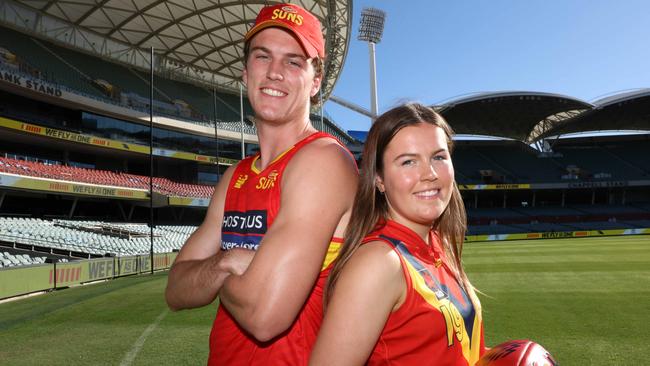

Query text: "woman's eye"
[433, 153, 449, 161]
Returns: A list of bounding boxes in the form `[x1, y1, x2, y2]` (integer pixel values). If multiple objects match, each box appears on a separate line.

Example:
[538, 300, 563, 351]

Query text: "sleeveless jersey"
[208, 132, 346, 365]
[364, 220, 485, 366]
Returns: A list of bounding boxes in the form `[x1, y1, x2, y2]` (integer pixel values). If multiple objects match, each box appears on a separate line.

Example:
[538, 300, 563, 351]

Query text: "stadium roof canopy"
[435, 91, 593, 143]
[0, 0, 351, 97]
[537, 88, 650, 139]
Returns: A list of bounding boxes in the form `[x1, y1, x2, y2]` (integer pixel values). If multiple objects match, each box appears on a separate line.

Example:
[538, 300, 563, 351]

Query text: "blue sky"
[324, 0, 650, 132]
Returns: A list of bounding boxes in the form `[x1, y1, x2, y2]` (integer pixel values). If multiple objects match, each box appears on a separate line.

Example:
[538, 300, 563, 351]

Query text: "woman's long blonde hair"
[326, 103, 478, 307]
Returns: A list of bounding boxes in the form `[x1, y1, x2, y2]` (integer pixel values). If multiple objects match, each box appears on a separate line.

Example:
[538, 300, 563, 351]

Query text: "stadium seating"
[0, 25, 256, 127]
[454, 143, 560, 183]
[623, 219, 650, 228]
[466, 224, 527, 235]
[151, 177, 214, 197]
[472, 144, 565, 182]
[631, 203, 650, 212]
[468, 208, 527, 219]
[453, 146, 500, 183]
[465, 201, 650, 235]
[544, 139, 650, 181]
[0, 217, 197, 262]
[0, 27, 104, 98]
[511, 206, 586, 217]
[606, 140, 650, 175]
[553, 146, 635, 180]
[43, 42, 161, 101]
[568, 204, 648, 215]
[131, 69, 246, 122]
[570, 221, 637, 230]
[467, 219, 650, 235]
[0, 251, 47, 268]
[507, 222, 582, 232]
[453, 138, 650, 184]
[0, 156, 214, 198]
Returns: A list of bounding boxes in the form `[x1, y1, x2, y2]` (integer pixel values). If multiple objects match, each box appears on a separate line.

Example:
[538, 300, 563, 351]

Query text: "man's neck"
[254, 117, 317, 171]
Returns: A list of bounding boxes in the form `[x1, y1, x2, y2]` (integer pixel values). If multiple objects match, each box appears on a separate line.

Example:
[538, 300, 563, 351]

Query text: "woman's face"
[377, 123, 455, 237]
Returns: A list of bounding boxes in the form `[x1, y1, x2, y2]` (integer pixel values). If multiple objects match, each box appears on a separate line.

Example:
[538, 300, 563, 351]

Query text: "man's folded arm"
[219, 143, 358, 341]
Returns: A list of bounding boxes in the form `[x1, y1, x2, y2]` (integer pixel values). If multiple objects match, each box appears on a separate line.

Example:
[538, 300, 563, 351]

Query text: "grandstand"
[452, 136, 650, 184]
[0, 0, 648, 303]
[0, 217, 194, 258]
[438, 91, 650, 237]
[0, 155, 213, 197]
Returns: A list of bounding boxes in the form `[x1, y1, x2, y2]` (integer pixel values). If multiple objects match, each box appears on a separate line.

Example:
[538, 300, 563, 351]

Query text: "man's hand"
[165, 165, 236, 311]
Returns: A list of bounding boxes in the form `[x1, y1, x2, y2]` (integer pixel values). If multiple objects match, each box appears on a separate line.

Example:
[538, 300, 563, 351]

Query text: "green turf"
[464, 235, 650, 365]
[0, 235, 648, 365]
[0, 272, 215, 365]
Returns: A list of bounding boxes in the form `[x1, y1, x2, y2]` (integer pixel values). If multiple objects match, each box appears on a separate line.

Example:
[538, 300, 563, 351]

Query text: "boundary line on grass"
[120, 308, 169, 366]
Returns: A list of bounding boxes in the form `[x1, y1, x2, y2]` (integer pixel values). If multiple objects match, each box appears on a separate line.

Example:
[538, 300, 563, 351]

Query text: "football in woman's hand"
[476, 339, 557, 366]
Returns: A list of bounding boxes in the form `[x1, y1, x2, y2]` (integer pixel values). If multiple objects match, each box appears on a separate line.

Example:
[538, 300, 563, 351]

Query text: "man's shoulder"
[288, 142, 357, 183]
[217, 163, 240, 193]
[293, 135, 355, 167]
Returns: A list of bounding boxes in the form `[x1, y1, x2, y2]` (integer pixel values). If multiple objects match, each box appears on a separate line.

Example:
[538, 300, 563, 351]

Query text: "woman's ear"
[375, 176, 385, 194]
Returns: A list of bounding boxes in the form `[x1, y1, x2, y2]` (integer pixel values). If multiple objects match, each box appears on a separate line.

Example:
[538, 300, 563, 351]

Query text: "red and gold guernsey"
[208, 132, 346, 365]
[364, 220, 486, 366]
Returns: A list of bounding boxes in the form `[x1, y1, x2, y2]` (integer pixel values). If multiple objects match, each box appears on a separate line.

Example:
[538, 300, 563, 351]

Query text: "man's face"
[243, 27, 321, 125]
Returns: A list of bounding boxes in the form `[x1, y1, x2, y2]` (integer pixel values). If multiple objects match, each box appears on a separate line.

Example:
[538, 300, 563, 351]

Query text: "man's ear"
[242, 68, 248, 87]
[310, 75, 322, 97]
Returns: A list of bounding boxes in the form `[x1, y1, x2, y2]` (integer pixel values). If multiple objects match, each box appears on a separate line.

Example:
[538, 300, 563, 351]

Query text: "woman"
[310, 103, 485, 365]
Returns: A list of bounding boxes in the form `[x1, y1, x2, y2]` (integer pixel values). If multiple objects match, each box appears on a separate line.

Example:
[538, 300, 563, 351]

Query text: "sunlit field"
[1, 235, 648, 365]
[465, 235, 650, 365]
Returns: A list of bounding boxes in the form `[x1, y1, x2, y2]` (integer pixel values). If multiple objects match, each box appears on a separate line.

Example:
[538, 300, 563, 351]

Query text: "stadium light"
[358, 7, 386, 121]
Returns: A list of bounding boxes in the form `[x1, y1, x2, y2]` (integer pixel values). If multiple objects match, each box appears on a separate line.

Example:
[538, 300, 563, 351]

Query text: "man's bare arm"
[165, 166, 249, 311]
[219, 141, 358, 341]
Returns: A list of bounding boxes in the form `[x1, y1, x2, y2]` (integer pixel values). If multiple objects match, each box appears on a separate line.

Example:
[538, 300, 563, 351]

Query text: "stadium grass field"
[1, 235, 648, 365]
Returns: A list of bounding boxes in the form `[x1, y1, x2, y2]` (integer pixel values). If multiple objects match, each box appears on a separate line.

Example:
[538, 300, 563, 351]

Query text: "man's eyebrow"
[250, 46, 307, 60]
[286, 53, 307, 60]
[250, 46, 270, 53]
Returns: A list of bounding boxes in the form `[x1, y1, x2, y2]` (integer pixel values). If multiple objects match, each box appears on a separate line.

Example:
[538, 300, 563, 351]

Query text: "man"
[165, 3, 357, 365]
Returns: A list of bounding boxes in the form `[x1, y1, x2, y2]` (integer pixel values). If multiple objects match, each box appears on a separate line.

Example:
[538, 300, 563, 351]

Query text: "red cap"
[245, 3, 325, 59]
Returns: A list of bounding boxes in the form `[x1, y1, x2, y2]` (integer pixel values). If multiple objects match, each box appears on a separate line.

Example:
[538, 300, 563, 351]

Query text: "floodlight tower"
[358, 7, 386, 121]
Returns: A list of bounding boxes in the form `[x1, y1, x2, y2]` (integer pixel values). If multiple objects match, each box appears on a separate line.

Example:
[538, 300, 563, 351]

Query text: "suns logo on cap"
[281, 6, 298, 13]
[272, 8, 303, 25]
